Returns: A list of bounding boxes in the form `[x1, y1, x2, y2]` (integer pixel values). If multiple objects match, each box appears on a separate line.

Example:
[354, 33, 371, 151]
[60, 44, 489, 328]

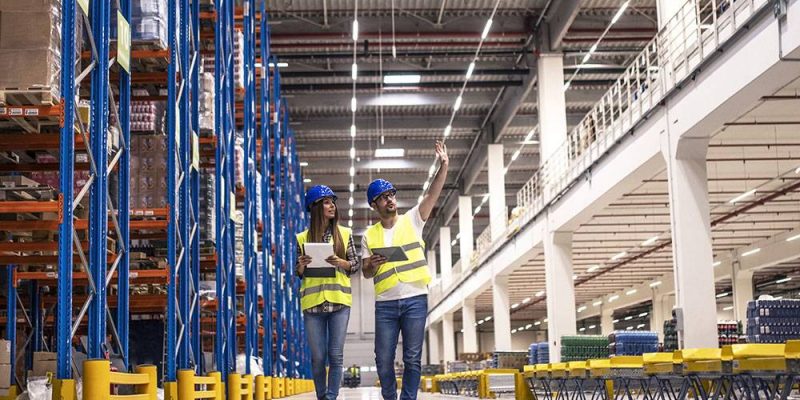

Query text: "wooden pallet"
[0, 87, 57, 106]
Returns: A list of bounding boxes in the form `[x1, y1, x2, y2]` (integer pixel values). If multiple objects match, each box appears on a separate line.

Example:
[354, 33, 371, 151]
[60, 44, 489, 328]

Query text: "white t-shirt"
[362, 205, 429, 302]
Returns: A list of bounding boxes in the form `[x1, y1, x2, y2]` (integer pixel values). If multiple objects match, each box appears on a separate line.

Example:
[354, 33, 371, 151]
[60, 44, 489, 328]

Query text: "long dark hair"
[307, 198, 346, 259]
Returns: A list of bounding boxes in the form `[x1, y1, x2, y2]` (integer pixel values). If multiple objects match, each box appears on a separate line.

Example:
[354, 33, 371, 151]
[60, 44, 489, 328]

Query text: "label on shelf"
[78, 0, 89, 16]
[192, 132, 200, 171]
[117, 11, 131, 73]
[24, 108, 39, 116]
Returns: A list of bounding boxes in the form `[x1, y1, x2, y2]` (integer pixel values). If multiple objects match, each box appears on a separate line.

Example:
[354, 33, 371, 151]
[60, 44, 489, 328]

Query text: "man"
[362, 141, 449, 400]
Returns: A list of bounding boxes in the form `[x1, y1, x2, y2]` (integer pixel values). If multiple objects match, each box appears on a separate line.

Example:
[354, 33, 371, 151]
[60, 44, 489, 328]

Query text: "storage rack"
[0, 0, 311, 397]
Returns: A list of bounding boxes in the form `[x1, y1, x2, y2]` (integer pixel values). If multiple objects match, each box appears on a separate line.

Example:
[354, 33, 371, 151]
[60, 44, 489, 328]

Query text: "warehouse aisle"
[285, 387, 478, 399]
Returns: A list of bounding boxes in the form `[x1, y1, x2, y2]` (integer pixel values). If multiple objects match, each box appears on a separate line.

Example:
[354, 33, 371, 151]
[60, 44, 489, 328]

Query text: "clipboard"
[302, 242, 337, 278]
[370, 246, 409, 262]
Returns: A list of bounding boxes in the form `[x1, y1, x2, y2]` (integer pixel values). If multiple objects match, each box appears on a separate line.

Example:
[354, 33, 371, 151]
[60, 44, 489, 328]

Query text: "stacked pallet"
[560, 335, 609, 362]
[747, 299, 800, 343]
[608, 331, 659, 356]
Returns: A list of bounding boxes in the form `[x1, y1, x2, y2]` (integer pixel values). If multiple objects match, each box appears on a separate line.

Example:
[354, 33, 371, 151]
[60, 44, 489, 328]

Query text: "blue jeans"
[375, 294, 427, 400]
[304, 307, 350, 400]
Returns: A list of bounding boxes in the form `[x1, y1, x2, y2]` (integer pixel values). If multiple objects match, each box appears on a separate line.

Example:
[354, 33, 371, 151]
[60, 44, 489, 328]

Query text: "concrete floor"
[285, 387, 480, 399]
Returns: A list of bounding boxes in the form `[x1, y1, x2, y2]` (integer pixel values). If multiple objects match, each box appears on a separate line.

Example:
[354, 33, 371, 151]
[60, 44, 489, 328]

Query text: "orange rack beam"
[15, 268, 167, 285]
[0, 200, 60, 213]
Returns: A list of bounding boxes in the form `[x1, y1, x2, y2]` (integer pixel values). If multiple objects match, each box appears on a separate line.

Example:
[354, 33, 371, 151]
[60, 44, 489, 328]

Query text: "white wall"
[478, 331, 545, 353]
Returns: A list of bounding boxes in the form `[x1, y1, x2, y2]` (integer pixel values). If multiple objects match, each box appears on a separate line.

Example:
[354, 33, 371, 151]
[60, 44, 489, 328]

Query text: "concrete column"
[663, 137, 718, 349]
[439, 227, 452, 288]
[487, 144, 507, 241]
[462, 299, 478, 353]
[427, 249, 438, 280]
[442, 313, 456, 363]
[732, 262, 754, 323]
[601, 308, 614, 336]
[428, 322, 442, 365]
[544, 230, 576, 362]
[492, 275, 512, 351]
[536, 53, 567, 162]
[458, 196, 474, 266]
[651, 292, 672, 341]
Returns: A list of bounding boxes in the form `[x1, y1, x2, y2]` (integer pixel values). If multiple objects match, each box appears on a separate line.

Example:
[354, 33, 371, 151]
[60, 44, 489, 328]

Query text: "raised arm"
[418, 141, 449, 221]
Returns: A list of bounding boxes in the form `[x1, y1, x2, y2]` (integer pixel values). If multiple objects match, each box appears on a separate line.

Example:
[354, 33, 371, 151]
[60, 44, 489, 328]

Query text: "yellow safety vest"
[296, 226, 353, 311]
[364, 213, 431, 295]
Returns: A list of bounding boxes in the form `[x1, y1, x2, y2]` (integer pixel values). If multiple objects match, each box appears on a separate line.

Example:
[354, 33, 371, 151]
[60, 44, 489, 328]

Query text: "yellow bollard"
[208, 372, 223, 400]
[135, 365, 158, 400]
[228, 373, 242, 400]
[83, 359, 111, 400]
[177, 369, 195, 400]
[0, 385, 19, 400]
[163, 381, 178, 400]
[254, 375, 265, 400]
[242, 374, 254, 400]
[52, 377, 76, 400]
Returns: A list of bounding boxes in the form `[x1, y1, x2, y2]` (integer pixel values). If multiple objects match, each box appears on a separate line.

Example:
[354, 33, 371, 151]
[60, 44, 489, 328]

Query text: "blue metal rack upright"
[259, 1, 274, 380]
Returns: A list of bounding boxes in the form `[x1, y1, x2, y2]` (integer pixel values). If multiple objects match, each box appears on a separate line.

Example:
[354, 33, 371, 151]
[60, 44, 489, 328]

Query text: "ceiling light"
[481, 19, 493, 39]
[478, 319, 484, 324]
[444, 125, 452, 137]
[526, 324, 532, 329]
[511, 329, 517, 334]
[428, 164, 436, 177]
[613, 319, 619, 323]
[299, 162, 309, 167]
[587, 265, 600, 273]
[729, 189, 756, 204]
[349, 183, 354, 192]
[474, 206, 482, 214]
[786, 233, 800, 242]
[741, 248, 761, 257]
[624, 316, 633, 321]
[775, 296, 784, 300]
[348, 209, 354, 217]
[351, 63, 358, 80]
[522, 297, 531, 304]
[626, 289, 637, 296]
[723, 306, 734, 311]
[563, 81, 572, 91]
[611, 1, 630, 25]
[348, 220, 353, 227]
[383, 74, 421, 85]
[518, 326, 526, 331]
[636, 324, 645, 329]
[485, 316, 492, 321]
[350, 124, 356, 137]
[511, 303, 519, 309]
[375, 148, 405, 158]
[524, 129, 537, 143]
[534, 321, 541, 326]
[267, 62, 288, 68]
[349, 197, 354, 206]
[535, 291, 545, 297]
[482, 194, 490, 204]
[579, 327, 586, 332]
[716, 292, 729, 298]
[593, 300, 603, 307]
[713, 260, 721, 267]
[543, 318, 548, 323]
[349, 166, 355, 177]
[639, 312, 648, 317]
[589, 325, 596, 329]
[611, 251, 627, 261]
[642, 236, 659, 246]
[649, 281, 662, 288]
[350, 147, 356, 159]
[350, 97, 357, 112]
[451, 239, 457, 246]
[303, 178, 311, 183]
[511, 150, 521, 161]
[466, 62, 475, 79]
[453, 96, 463, 111]
[577, 306, 587, 312]
[352, 19, 359, 41]
[626, 326, 634, 330]
[608, 295, 619, 302]
[776, 277, 792, 284]
[582, 52, 591, 63]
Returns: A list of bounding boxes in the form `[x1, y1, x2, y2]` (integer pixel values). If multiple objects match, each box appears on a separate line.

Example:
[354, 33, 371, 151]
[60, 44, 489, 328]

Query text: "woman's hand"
[326, 255, 350, 270]
[296, 255, 312, 275]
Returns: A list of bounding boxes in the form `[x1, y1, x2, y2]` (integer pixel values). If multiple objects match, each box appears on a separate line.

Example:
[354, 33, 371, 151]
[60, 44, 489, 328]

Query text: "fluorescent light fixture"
[350, 124, 356, 137]
[611, 251, 627, 261]
[613, 319, 620, 323]
[512, 150, 521, 161]
[482, 194, 490, 204]
[352, 19, 359, 41]
[518, 326, 526, 331]
[587, 265, 600, 273]
[589, 43, 598, 55]
[524, 129, 537, 143]
[478, 319, 484, 324]
[535, 291, 545, 297]
[563, 81, 572, 91]
[608, 295, 620, 302]
[511, 329, 517, 334]
[453, 96, 463, 111]
[611, 1, 630, 25]
[511, 303, 519, 309]
[577, 306, 587, 312]
[348, 209, 354, 217]
[649, 281, 662, 288]
[375, 148, 405, 158]
[741, 248, 761, 257]
[486, 316, 492, 321]
[526, 324, 532, 329]
[522, 297, 531, 304]
[639, 312, 648, 317]
[349, 197, 354, 206]
[543, 318, 548, 322]
[642, 236, 659, 246]
[348, 220, 353, 227]
[593, 300, 603, 307]
[267, 62, 288, 68]
[626, 289, 638, 296]
[383, 74, 421, 85]
[299, 161, 309, 167]
[474, 206, 482, 214]
[713, 260, 721, 267]
[351, 63, 358, 80]
[589, 325, 596, 329]
[716, 292, 729, 298]
[582, 52, 591, 63]
[444, 125, 452, 137]
[303, 178, 311, 183]
[729, 189, 756, 204]
[636, 324, 645, 329]
[723, 306, 734, 311]
[776, 277, 792, 284]
[451, 239, 457, 246]
[428, 164, 436, 177]
[786, 233, 800, 242]
[350, 96, 357, 112]
[579, 327, 586, 332]
[349, 166, 355, 177]
[481, 19, 493, 39]
[624, 316, 633, 321]
[466, 62, 475, 79]
[534, 321, 541, 326]
[626, 326, 634, 330]
[349, 183, 354, 192]
[350, 147, 356, 159]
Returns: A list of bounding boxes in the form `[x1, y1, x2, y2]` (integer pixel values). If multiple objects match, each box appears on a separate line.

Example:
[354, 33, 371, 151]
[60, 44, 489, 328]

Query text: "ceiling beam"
[545, 0, 582, 51]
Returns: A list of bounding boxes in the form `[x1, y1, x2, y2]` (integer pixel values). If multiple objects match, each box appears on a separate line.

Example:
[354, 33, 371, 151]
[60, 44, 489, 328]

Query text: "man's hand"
[326, 255, 350, 270]
[419, 141, 450, 221]
[362, 254, 387, 278]
[435, 140, 449, 166]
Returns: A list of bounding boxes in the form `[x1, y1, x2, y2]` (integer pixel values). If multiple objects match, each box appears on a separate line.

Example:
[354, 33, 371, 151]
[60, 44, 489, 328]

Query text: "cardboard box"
[0, 0, 54, 11]
[0, 363, 10, 389]
[31, 352, 56, 377]
[0, 340, 10, 365]
[0, 48, 57, 89]
[0, 11, 57, 50]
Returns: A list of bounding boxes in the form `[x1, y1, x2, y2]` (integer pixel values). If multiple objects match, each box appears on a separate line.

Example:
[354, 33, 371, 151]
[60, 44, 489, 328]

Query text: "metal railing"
[429, 0, 769, 308]
[475, 226, 493, 264]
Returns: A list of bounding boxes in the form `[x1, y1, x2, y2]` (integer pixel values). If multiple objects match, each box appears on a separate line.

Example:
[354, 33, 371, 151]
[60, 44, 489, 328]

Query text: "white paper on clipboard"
[303, 242, 335, 267]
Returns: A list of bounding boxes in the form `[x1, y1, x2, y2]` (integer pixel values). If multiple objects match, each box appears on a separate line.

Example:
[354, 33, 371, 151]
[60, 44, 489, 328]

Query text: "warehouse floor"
[286, 387, 483, 399]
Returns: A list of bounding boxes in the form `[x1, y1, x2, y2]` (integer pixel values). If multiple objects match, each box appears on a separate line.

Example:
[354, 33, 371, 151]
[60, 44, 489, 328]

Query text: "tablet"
[370, 246, 409, 262]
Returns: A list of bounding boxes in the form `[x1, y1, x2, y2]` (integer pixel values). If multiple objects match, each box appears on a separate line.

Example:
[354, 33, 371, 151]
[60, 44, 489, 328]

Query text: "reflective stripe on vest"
[364, 213, 431, 295]
[296, 225, 353, 311]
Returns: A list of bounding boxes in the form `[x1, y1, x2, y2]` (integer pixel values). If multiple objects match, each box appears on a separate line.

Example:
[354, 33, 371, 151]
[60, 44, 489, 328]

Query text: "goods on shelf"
[560, 335, 609, 362]
[535, 342, 549, 364]
[527, 343, 537, 365]
[130, 135, 167, 209]
[718, 320, 742, 346]
[131, 101, 165, 133]
[491, 351, 527, 370]
[663, 319, 678, 352]
[112, 0, 168, 48]
[608, 331, 658, 356]
[421, 364, 444, 376]
[458, 352, 491, 362]
[199, 72, 215, 131]
[747, 299, 800, 343]
[0, 340, 9, 391]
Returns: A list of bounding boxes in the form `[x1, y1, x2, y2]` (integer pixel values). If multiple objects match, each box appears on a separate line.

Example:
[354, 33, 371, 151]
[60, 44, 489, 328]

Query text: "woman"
[296, 185, 358, 400]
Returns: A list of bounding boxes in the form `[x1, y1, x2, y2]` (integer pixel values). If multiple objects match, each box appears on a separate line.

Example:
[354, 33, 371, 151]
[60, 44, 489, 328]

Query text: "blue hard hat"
[367, 179, 397, 205]
[305, 185, 337, 211]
